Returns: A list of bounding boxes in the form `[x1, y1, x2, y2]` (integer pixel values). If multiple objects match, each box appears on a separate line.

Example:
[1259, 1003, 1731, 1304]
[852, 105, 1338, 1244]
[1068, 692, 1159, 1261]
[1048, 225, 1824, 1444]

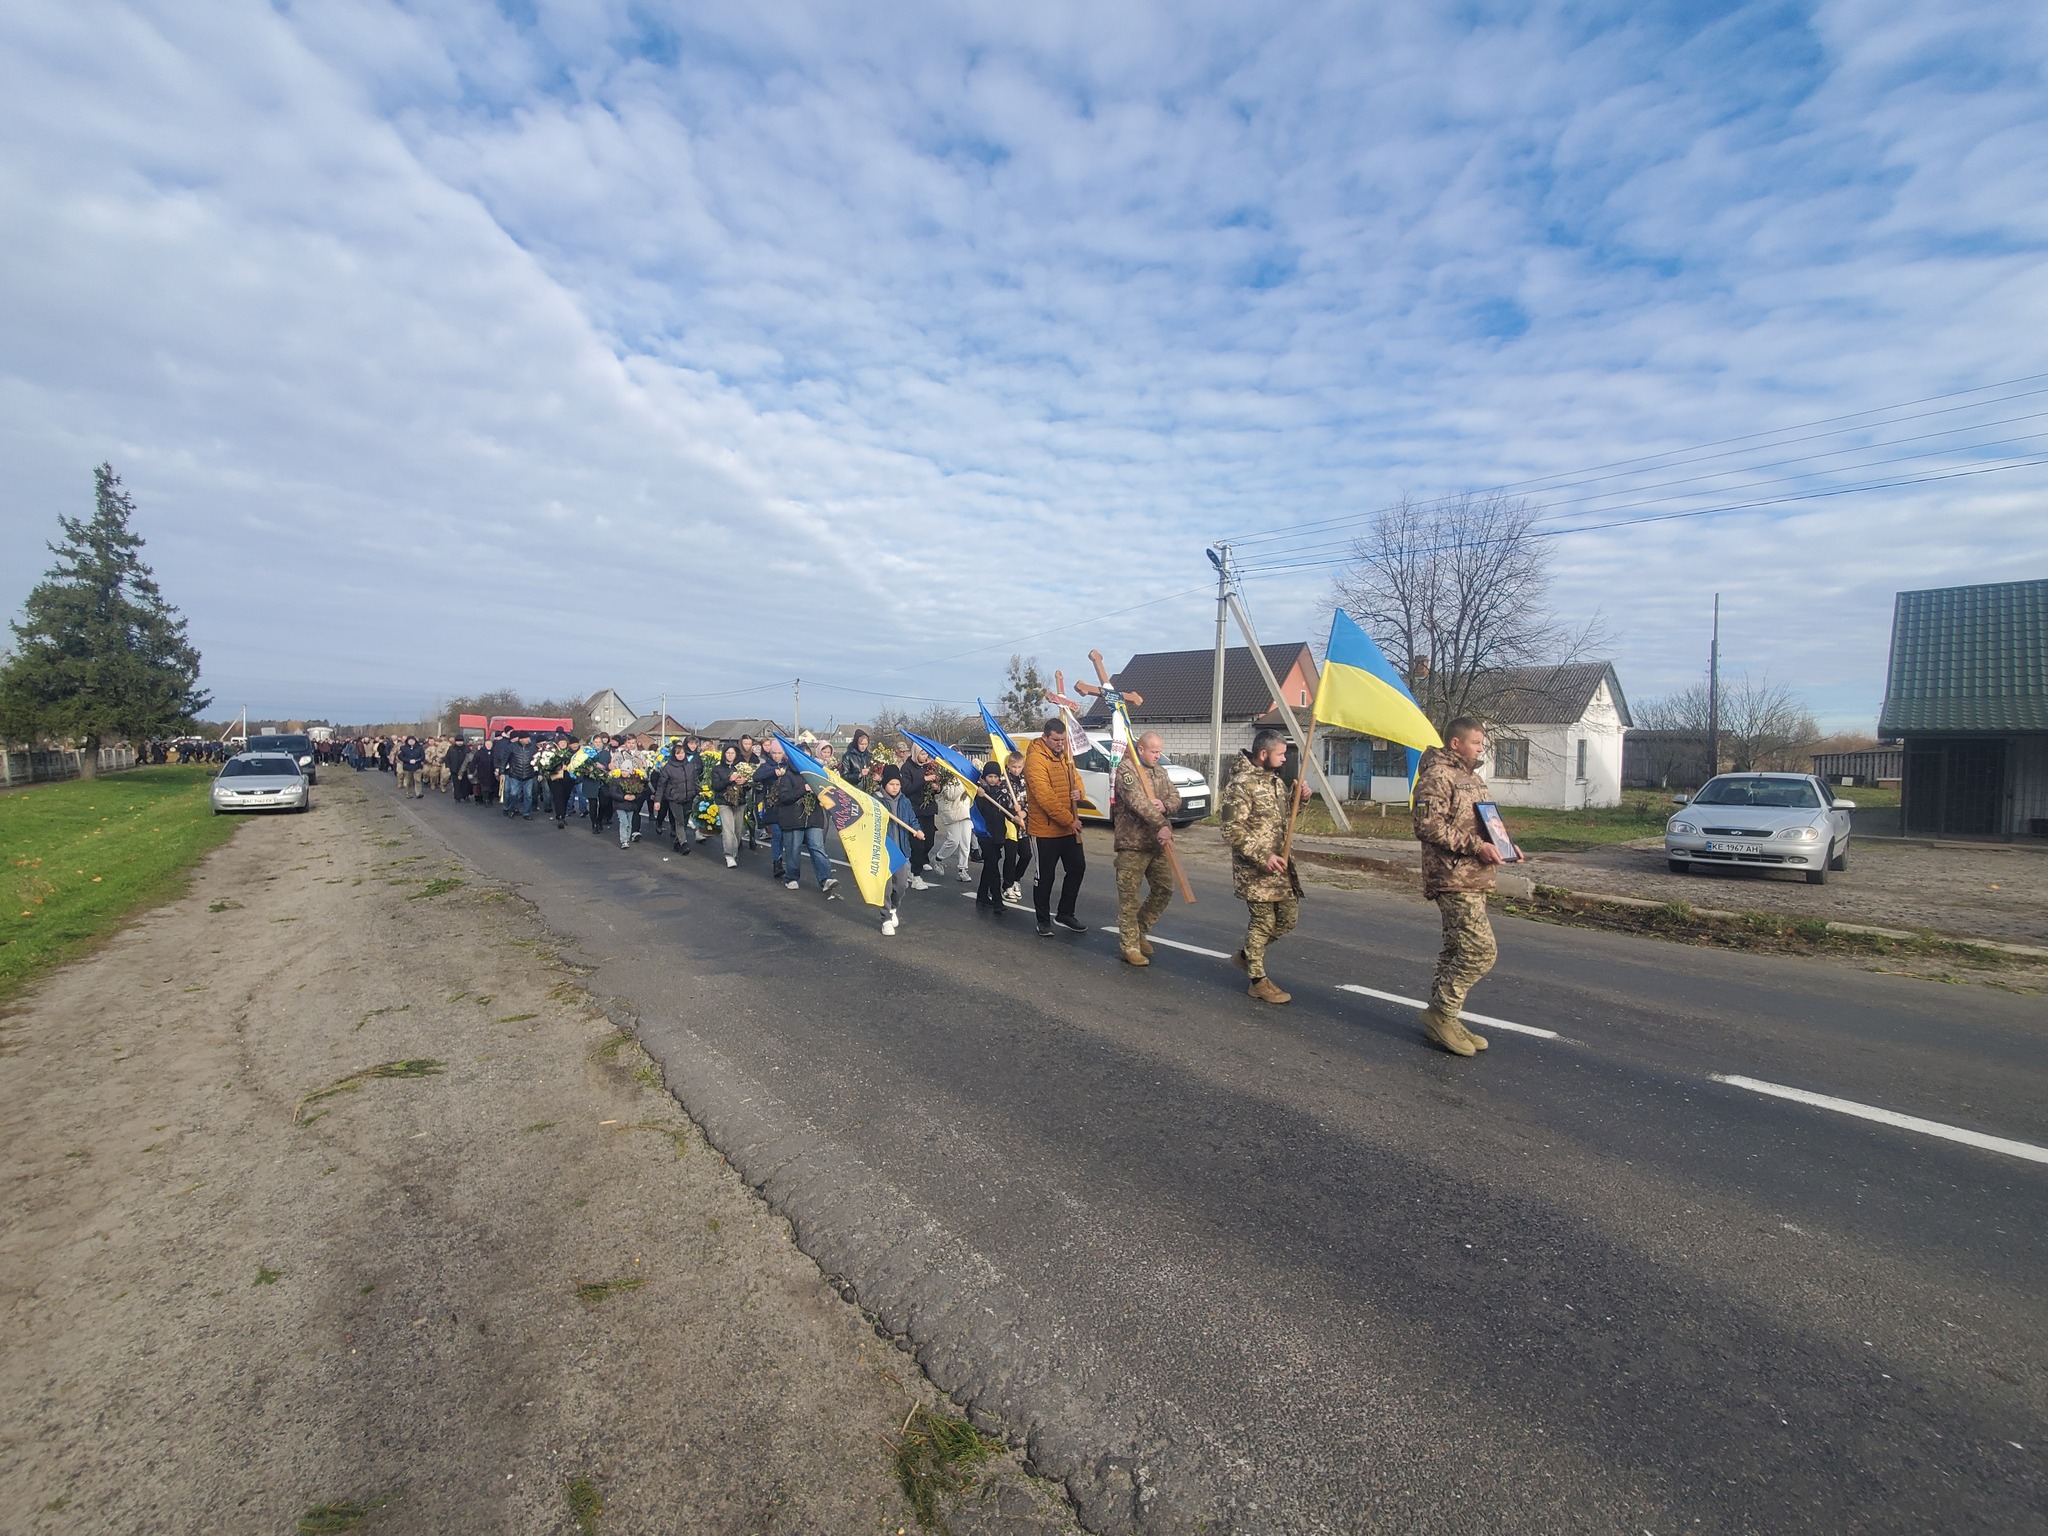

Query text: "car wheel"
[1828, 837, 1848, 873]
[1805, 866, 1829, 885]
[1667, 858, 1689, 874]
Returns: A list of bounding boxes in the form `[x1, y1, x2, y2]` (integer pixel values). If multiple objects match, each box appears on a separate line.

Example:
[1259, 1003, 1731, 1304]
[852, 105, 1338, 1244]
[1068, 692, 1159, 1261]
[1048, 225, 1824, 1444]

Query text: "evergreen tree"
[0, 465, 209, 775]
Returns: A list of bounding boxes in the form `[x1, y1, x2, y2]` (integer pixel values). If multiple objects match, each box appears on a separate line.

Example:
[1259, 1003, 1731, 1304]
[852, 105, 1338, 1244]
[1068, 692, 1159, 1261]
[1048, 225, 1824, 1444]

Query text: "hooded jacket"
[1412, 745, 1494, 899]
[1023, 736, 1084, 839]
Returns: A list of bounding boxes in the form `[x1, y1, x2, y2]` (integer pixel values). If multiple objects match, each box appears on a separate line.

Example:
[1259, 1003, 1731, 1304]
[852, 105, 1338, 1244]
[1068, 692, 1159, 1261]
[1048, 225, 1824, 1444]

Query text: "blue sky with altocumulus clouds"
[1, 0, 2044, 728]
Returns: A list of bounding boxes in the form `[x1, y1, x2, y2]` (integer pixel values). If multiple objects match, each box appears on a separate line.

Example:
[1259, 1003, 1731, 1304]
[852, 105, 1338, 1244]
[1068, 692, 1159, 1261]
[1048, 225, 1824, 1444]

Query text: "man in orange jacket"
[1024, 719, 1089, 937]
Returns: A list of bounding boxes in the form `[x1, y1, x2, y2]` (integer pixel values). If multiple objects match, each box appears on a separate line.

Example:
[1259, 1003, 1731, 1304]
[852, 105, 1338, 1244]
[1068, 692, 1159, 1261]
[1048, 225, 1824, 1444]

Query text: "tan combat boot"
[1248, 977, 1291, 1004]
[1120, 944, 1150, 966]
[1139, 934, 1155, 958]
[1421, 1007, 1476, 1057]
[1460, 1020, 1489, 1051]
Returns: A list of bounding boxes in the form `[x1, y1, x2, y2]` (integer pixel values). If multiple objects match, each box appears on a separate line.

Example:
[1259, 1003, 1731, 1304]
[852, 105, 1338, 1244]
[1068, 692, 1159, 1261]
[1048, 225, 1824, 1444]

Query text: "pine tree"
[0, 465, 210, 776]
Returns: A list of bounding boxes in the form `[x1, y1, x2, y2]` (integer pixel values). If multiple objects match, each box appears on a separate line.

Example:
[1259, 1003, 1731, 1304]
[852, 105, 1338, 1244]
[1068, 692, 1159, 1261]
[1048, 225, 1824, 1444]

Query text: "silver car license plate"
[1705, 840, 1762, 855]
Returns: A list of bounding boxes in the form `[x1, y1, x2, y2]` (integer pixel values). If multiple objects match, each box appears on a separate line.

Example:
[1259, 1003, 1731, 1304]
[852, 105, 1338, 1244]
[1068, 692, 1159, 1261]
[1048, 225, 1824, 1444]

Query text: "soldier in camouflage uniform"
[1111, 731, 1182, 965]
[1411, 717, 1517, 1056]
[1223, 728, 1308, 1004]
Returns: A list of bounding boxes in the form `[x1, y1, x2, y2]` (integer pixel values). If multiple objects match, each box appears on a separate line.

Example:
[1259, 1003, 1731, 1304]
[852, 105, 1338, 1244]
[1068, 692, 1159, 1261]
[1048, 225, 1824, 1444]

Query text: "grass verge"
[1499, 887, 2039, 988]
[1289, 791, 1678, 851]
[1, 765, 239, 1006]
[893, 1404, 1002, 1531]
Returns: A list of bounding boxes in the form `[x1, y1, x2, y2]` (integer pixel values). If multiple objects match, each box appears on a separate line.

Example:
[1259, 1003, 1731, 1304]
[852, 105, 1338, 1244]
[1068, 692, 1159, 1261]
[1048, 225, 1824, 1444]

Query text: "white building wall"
[1476, 680, 1628, 809]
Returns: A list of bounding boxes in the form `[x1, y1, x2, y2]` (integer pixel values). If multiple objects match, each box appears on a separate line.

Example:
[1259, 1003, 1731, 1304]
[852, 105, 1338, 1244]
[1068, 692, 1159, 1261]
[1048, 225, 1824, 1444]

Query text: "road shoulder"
[0, 773, 1077, 1535]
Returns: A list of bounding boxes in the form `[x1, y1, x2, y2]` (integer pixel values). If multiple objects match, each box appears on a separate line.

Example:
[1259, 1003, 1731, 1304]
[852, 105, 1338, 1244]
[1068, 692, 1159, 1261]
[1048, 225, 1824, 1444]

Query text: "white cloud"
[0, 0, 2043, 728]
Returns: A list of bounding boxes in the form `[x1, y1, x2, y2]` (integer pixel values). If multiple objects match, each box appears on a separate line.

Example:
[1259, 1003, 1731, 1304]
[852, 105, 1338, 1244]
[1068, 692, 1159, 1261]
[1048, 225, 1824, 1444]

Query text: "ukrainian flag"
[978, 700, 1020, 769]
[778, 734, 900, 907]
[1314, 610, 1442, 752]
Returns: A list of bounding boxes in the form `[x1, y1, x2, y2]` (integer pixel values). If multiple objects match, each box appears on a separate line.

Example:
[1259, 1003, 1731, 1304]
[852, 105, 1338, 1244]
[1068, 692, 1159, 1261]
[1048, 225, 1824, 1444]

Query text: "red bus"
[489, 715, 575, 737]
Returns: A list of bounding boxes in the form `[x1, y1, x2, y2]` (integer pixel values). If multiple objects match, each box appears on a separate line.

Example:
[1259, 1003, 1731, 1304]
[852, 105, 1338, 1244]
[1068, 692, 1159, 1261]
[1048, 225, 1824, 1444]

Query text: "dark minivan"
[246, 733, 318, 784]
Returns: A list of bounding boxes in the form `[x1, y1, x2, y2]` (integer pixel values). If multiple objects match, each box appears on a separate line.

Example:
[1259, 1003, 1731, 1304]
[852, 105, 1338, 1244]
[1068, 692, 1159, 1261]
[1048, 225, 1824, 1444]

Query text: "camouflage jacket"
[1222, 756, 1302, 902]
[1111, 759, 1181, 853]
[1412, 746, 1494, 899]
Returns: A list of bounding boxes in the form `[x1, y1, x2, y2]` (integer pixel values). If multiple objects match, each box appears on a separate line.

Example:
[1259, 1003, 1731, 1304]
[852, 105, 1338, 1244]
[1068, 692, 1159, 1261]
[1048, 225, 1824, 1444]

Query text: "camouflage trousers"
[1115, 849, 1174, 945]
[1429, 892, 1497, 1020]
[1242, 897, 1299, 980]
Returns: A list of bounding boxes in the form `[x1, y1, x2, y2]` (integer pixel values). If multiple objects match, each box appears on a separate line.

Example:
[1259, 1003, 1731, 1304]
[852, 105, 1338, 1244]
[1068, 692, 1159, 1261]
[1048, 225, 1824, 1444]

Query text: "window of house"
[1299, 687, 1309, 707]
[1491, 738, 1529, 780]
[1575, 739, 1588, 781]
[1371, 741, 1407, 777]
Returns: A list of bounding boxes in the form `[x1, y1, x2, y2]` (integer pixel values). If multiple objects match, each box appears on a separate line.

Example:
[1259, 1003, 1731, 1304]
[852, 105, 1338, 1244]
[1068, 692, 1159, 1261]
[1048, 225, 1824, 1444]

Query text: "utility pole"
[1707, 594, 1720, 781]
[793, 678, 801, 737]
[1206, 545, 1230, 797]
[1222, 582, 1351, 832]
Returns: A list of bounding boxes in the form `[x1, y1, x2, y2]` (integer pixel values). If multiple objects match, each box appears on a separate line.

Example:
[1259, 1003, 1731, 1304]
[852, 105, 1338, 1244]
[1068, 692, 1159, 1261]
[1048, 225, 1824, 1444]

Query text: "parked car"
[1664, 772, 1853, 885]
[1014, 732, 1212, 826]
[212, 752, 310, 814]
[245, 732, 318, 784]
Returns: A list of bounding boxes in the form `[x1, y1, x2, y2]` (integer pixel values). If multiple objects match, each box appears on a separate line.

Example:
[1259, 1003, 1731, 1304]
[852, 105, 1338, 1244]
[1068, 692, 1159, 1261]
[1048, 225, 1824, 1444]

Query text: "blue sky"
[2, 0, 2045, 729]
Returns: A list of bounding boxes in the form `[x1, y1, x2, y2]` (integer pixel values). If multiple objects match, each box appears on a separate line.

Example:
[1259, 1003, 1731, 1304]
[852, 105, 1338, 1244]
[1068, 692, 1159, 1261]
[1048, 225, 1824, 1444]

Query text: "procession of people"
[343, 697, 1516, 1057]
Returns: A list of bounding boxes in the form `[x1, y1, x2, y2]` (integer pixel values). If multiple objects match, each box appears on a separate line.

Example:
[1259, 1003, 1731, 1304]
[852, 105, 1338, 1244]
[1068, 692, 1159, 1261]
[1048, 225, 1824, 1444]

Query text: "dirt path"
[1276, 828, 2048, 947]
[0, 775, 1075, 1535]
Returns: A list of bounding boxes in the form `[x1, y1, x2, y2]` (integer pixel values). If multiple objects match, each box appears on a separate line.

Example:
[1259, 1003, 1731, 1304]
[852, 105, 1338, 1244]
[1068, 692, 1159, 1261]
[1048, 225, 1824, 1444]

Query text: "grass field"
[1, 765, 239, 1004]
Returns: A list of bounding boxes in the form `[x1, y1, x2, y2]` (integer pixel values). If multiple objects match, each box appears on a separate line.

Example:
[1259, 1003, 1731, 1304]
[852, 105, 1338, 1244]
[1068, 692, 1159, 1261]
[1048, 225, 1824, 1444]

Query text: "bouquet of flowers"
[609, 763, 648, 798]
[721, 759, 755, 807]
[532, 741, 574, 778]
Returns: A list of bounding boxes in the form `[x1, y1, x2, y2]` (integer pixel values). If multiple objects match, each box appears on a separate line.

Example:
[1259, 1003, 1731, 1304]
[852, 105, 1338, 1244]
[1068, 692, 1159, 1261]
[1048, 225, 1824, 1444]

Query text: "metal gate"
[1904, 739, 2007, 836]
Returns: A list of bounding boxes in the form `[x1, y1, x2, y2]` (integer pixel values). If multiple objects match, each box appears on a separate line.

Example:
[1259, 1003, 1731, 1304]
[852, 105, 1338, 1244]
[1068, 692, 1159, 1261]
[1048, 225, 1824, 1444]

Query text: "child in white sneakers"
[878, 765, 921, 936]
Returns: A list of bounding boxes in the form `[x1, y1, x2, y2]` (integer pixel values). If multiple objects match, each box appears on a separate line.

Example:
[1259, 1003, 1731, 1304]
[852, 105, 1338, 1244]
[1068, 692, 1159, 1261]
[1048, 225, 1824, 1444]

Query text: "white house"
[1472, 663, 1631, 809]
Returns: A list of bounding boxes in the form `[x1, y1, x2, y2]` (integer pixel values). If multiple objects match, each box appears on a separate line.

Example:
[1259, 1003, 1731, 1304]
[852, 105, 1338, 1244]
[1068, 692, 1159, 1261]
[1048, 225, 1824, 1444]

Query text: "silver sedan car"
[211, 752, 310, 814]
[1664, 772, 1853, 885]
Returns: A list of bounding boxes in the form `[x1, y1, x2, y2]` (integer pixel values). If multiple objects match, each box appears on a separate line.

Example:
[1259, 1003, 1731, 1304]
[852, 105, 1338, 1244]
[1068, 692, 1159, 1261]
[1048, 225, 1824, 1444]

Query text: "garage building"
[1877, 577, 2048, 839]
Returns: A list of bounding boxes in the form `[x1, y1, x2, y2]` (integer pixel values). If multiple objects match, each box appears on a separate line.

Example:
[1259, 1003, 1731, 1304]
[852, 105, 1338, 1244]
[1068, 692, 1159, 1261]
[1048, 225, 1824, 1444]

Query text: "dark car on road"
[246, 733, 318, 784]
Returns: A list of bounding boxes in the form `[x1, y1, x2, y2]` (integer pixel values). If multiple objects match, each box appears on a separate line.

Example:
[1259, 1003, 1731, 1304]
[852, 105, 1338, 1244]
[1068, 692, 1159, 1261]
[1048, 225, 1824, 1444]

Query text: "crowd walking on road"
[362, 708, 1517, 1057]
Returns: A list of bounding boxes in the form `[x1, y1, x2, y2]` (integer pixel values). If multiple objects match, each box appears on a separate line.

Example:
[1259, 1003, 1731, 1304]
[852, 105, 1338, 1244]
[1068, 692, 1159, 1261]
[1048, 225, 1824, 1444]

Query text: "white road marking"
[1337, 983, 1559, 1039]
[1710, 1075, 2048, 1165]
[1102, 925, 1234, 960]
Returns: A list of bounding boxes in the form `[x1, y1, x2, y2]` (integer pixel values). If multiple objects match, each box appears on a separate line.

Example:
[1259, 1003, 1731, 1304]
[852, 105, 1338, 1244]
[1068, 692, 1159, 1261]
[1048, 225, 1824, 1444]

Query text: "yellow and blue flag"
[1313, 610, 1442, 753]
[977, 700, 1020, 768]
[777, 734, 900, 907]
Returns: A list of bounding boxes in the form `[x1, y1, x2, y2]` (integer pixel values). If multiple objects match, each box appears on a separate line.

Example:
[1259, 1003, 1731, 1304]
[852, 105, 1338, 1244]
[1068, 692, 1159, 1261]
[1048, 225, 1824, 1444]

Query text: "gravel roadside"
[0, 774, 1077, 1535]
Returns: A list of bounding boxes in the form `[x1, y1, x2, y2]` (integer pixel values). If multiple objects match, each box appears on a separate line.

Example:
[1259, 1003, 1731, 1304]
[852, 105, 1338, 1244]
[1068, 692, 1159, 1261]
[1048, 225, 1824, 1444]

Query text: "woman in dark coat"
[468, 741, 497, 806]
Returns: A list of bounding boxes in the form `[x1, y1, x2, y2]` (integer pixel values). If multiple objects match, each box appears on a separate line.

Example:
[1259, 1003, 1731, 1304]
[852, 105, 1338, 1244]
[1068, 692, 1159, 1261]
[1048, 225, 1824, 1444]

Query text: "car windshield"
[223, 756, 300, 778]
[1692, 776, 1820, 809]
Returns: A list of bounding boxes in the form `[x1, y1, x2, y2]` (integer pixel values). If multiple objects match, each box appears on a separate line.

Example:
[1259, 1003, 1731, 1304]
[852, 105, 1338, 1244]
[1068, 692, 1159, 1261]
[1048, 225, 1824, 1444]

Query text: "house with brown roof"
[1080, 643, 1320, 764]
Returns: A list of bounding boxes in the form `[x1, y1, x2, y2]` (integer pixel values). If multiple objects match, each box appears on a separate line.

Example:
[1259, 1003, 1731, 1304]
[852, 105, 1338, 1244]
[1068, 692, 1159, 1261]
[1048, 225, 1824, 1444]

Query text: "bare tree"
[995, 654, 1048, 730]
[1637, 674, 1818, 773]
[1326, 491, 1601, 728]
[1719, 675, 1818, 772]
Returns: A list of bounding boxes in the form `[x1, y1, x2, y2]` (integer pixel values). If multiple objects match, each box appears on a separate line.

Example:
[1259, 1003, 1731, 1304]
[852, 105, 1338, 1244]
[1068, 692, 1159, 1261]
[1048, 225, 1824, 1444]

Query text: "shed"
[1877, 578, 2048, 838]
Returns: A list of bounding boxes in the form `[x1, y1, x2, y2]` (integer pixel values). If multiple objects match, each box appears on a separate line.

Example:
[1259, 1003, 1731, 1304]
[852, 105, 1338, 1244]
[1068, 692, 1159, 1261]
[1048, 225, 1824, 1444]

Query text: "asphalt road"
[383, 778, 2048, 1535]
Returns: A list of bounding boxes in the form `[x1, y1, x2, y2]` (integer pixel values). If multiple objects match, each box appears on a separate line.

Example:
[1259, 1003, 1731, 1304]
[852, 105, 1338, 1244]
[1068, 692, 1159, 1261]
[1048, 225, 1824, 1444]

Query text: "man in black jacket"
[501, 732, 537, 819]
[445, 739, 471, 802]
[651, 740, 703, 854]
[396, 735, 426, 799]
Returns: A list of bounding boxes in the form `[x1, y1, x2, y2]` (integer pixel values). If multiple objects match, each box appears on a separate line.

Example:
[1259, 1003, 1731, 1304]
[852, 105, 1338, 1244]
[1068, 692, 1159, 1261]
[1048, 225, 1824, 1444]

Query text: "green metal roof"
[1877, 578, 2048, 734]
